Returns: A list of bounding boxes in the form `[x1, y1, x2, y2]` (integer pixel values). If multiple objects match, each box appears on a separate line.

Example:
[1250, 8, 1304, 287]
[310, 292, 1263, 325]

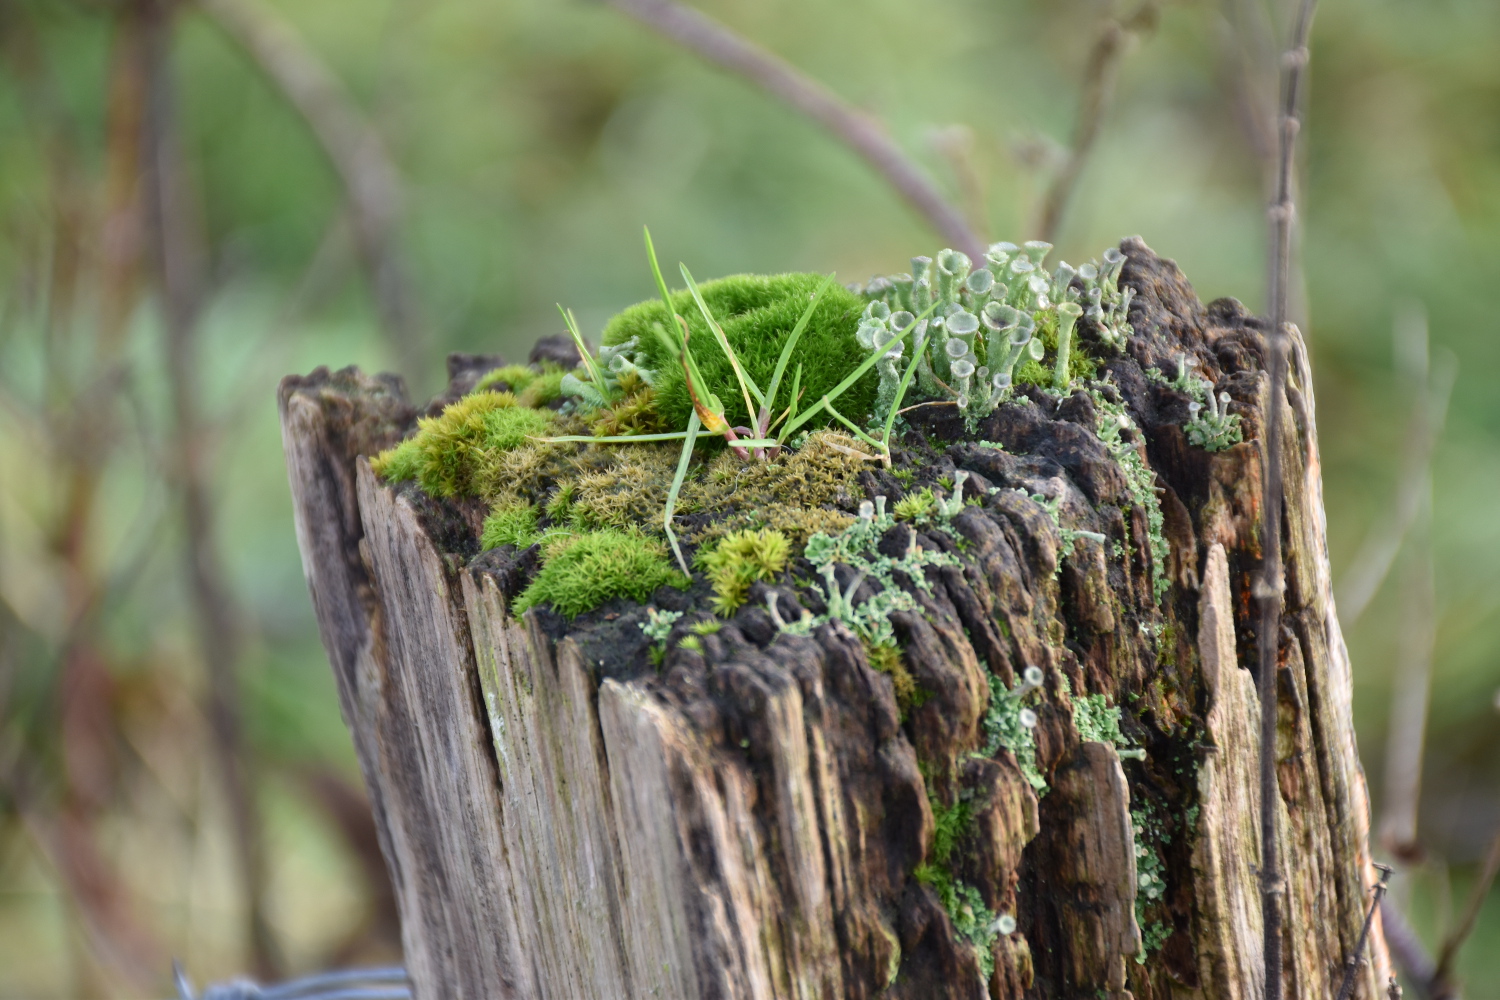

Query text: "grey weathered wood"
[279, 244, 1393, 999]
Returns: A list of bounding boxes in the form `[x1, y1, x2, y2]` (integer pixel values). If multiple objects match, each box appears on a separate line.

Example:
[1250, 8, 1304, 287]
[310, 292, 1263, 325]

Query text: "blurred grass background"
[0, 0, 1496, 995]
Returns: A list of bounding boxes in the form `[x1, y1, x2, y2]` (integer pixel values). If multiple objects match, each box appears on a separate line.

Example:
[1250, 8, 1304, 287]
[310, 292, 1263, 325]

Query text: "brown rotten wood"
[279, 242, 1390, 999]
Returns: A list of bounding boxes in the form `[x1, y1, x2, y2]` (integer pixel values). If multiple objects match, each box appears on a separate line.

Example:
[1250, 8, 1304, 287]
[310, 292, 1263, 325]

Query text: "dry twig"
[1337, 309, 1457, 626]
[602, 0, 984, 260]
[1034, 0, 1160, 245]
[1429, 830, 1500, 999]
[197, 0, 423, 367]
[1256, 2, 1318, 998]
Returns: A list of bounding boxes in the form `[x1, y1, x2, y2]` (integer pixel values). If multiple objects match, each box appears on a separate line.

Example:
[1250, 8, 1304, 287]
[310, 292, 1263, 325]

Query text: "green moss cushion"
[601, 273, 871, 432]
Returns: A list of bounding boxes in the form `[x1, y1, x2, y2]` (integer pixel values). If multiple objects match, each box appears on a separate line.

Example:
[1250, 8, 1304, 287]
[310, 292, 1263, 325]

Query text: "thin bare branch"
[1337, 309, 1457, 625]
[1257, 2, 1318, 999]
[139, 0, 280, 977]
[1381, 897, 1438, 999]
[197, 0, 423, 366]
[1430, 830, 1500, 999]
[1219, 0, 1277, 166]
[1370, 310, 1453, 858]
[1034, 0, 1160, 245]
[602, 0, 984, 260]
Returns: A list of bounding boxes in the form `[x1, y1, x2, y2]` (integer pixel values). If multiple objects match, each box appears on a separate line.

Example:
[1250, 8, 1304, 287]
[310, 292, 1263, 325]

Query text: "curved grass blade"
[536, 431, 693, 444]
[819, 397, 883, 449]
[557, 305, 606, 394]
[765, 272, 837, 417]
[663, 410, 702, 574]
[781, 300, 939, 439]
[681, 263, 763, 423]
[878, 330, 928, 461]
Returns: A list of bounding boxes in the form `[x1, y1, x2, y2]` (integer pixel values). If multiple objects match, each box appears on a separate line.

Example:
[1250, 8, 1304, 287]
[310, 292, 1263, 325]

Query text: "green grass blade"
[663, 411, 702, 574]
[880, 331, 927, 449]
[537, 432, 692, 443]
[644, 227, 680, 334]
[783, 362, 803, 434]
[644, 228, 724, 429]
[557, 304, 606, 391]
[820, 398, 883, 448]
[781, 300, 939, 439]
[680, 263, 764, 420]
[765, 271, 836, 415]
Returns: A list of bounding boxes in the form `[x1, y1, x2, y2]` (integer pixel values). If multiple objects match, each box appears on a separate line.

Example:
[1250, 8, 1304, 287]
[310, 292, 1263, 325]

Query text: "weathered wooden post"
[279, 241, 1390, 999]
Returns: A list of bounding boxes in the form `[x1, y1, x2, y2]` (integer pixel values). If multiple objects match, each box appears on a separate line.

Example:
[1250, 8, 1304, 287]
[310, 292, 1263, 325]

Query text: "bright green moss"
[481, 502, 539, 550]
[1013, 312, 1098, 389]
[475, 364, 538, 394]
[512, 529, 689, 619]
[371, 392, 550, 497]
[601, 273, 870, 431]
[699, 528, 790, 615]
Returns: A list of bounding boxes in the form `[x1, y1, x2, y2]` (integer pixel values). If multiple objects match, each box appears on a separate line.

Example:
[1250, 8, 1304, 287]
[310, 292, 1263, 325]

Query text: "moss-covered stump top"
[301, 238, 1380, 999]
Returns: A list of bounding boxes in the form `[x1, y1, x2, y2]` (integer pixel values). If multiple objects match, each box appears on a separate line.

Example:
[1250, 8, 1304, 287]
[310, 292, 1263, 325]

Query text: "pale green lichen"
[785, 496, 958, 646]
[857, 240, 1131, 425]
[1091, 384, 1169, 603]
[980, 664, 1047, 793]
[1131, 802, 1172, 961]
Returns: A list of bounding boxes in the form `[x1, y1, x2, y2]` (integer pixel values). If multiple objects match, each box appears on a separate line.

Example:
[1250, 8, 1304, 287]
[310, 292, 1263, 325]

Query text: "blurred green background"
[0, 0, 1496, 995]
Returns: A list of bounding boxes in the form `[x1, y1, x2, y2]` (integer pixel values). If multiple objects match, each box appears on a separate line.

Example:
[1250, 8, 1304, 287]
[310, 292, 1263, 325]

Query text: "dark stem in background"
[1258, 1, 1317, 999]
[1336, 865, 1394, 1000]
[197, 0, 425, 375]
[602, 0, 985, 261]
[1033, 0, 1159, 245]
[139, 0, 281, 978]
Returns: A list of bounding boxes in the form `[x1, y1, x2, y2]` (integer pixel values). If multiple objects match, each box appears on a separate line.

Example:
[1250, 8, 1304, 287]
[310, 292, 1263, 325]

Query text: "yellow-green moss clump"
[371, 392, 554, 497]
[475, 364, 539, 394]
[601, 273, 869, 431]
[699, 529, 790, 615]
[512, 529, 688, 619]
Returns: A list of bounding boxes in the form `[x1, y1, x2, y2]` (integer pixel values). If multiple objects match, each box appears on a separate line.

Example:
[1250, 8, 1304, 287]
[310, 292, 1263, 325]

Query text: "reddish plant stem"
[138, 0, 280, 978]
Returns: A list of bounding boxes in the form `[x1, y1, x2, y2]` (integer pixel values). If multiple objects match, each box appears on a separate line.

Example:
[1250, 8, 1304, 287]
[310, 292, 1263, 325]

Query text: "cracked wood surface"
[280, 241, 1389, 999]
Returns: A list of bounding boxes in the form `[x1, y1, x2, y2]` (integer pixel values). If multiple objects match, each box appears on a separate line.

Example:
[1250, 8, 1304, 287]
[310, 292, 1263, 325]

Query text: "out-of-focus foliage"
[0, 0, 1496, 995]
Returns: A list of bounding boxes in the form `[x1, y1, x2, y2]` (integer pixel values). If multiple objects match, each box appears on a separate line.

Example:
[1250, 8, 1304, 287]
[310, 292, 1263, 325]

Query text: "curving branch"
[1256, 2, 1318, 999]
[1336, 310, 1456, 626]
[197, 0, 423, 365]
[1034, 0, 1160, 245]
[601, 0, 984, 261]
